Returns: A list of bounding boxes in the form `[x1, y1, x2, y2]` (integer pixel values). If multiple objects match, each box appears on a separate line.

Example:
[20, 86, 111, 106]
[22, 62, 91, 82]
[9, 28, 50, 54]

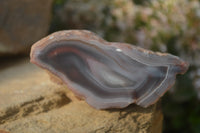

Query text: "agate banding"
[30, 30, 189, 109]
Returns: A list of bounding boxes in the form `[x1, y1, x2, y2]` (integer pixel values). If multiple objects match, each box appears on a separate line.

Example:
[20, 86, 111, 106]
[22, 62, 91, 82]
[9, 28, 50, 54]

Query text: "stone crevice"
[0, 91, 70, 125]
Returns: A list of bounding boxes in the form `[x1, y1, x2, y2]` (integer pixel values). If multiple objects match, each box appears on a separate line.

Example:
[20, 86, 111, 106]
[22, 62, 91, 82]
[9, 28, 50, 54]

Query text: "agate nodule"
[30, 30, 189, 109]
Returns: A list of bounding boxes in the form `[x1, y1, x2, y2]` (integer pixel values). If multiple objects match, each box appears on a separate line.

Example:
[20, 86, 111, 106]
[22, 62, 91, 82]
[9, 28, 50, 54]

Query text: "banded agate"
[30, 30, 189, 109]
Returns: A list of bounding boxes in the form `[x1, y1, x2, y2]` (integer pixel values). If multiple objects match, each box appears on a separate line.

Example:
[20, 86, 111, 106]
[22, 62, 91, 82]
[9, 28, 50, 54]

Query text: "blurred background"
[0, 0, 200, 132]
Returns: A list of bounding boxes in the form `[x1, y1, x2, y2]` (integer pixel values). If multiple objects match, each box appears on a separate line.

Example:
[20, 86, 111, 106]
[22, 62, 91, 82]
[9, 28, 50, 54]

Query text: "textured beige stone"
[0, 130, 9, 133]
[0, 0, 53, 55]
[0, 58, 70, 124]
[0, 58, 163, 133]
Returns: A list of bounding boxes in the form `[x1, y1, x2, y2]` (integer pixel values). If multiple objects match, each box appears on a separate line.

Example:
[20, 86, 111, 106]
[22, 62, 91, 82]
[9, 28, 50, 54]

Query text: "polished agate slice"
[30, 30, 189, 109]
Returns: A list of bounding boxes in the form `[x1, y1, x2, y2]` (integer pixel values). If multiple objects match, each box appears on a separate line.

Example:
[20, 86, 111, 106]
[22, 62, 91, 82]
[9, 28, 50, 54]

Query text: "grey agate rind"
[30, 30, 189, 109]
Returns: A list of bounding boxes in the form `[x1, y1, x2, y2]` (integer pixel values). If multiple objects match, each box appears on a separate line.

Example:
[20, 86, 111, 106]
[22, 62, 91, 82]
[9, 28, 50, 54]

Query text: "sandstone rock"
[0, 58, 163, 133]
[0, 0, 53, 55]
[0, 130, 9, 133]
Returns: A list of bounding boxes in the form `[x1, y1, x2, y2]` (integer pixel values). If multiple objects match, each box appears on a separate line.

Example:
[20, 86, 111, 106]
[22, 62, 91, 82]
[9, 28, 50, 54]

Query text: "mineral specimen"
[30, 30, 189, 109]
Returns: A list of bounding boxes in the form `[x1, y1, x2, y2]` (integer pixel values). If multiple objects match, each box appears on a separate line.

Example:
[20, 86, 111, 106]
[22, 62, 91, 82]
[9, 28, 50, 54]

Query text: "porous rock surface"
[0, 0, 53, 55]
[0, 58, 163, 133]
